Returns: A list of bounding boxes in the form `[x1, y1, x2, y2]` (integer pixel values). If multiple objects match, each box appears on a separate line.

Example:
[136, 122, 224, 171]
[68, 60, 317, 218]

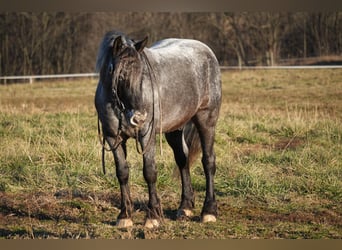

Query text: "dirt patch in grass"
[233, 136, 305, 158]
[220, 203, 341, 226]
[273, 137, 305, 151]
[0, 191, 341, 239]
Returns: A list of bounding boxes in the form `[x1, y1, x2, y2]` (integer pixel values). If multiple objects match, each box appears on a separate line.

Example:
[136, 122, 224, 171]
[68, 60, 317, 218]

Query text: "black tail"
[183, 121, 201, 167]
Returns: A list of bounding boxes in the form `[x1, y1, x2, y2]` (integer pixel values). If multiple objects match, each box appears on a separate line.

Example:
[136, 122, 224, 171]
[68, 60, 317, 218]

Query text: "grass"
[0, 69, 341, 239]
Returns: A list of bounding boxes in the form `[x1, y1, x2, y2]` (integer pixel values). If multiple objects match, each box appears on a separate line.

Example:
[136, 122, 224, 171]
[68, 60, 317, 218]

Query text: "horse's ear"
[112, 36, 123, 55]
[134, 36, 148, 53]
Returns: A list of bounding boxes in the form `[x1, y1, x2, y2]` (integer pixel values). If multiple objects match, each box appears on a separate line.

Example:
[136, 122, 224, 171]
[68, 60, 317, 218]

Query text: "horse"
[95, 30, 222, 228]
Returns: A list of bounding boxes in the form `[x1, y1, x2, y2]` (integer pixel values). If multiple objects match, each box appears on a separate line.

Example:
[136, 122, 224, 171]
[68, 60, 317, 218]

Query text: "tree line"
[0, 12, 341, 76]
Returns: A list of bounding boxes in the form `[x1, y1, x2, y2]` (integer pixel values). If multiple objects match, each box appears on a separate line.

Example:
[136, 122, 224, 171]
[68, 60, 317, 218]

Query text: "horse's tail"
[173, 121, 201, 177]
[183, 121, 201, 167]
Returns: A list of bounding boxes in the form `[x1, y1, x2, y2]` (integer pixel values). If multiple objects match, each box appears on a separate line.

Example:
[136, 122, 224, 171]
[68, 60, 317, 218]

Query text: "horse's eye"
[119, 52, 128, 59]
[108, 63, 113, 74]
[120, 47, 133, 59]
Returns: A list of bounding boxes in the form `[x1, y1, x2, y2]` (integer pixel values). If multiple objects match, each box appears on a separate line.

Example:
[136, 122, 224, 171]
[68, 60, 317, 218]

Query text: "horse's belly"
[160, 104, 198, 132]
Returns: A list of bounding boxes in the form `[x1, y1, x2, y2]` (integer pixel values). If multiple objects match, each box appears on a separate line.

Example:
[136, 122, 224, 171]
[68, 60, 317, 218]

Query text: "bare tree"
[306, 12, 342, 56]
[1, 12, 341, 77]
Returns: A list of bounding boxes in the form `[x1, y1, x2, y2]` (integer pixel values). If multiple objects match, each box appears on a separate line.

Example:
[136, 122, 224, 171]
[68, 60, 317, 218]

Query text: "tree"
[1, 12, 341, 77]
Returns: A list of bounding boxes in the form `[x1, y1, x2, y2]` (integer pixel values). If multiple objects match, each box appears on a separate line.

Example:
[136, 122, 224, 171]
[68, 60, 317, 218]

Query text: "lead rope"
[139, 52, 163, 156]
[134, 127, 150, 155]
[158, 79, 163, 156]
[102, 137, 106, 175]
[97, 117, 109, 175]
[97, 114, 123, 175]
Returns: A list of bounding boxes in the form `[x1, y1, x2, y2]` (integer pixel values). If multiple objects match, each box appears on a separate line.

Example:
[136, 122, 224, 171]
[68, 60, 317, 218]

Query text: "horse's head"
[97, 32, 148, 128]
[111, 35, 148, 89]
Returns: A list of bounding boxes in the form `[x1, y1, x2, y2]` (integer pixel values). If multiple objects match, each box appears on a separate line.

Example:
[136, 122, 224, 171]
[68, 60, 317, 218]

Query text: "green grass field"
[0, 69, 341, 239]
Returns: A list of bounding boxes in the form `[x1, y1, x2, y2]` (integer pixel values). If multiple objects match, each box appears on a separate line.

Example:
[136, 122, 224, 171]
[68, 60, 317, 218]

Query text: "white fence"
[220, 65, 342, 70]
[0, 73, 98, 84]
[1, 65, 341, 84]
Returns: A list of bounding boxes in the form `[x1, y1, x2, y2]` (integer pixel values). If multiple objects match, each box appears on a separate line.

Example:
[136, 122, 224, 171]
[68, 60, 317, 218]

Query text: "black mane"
[95, 30, 133, 73]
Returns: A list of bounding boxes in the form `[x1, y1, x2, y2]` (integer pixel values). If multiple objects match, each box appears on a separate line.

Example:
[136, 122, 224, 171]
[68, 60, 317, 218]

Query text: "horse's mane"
[95, 30, 127, 73]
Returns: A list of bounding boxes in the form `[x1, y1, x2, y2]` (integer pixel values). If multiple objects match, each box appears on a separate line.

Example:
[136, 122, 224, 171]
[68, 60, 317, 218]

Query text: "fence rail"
[0, 73, 98, 84]
[220, 65, 342, 70]
[1, 65, 342, 84]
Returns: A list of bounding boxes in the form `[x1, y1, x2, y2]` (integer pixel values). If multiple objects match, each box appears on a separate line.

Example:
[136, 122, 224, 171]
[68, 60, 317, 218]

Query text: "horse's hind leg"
[193, 110, 219, 223]
[165, 130, 195, 219]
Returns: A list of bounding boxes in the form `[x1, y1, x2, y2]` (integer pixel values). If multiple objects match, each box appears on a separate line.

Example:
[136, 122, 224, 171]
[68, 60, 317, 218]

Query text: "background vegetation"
[0, 69, 341, 238]
[1, 12, 342, 76]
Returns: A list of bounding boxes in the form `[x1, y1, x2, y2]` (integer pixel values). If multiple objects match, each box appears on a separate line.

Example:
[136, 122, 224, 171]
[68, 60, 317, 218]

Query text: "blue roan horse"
[95, 31, 222, 228]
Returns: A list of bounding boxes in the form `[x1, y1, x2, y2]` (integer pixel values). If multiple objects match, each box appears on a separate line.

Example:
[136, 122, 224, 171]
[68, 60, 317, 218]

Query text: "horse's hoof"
[177, 209, 193, 219]
[116, 218, 133, 228]
[144, 219, 159, 229]
[201, 214, 217, 223]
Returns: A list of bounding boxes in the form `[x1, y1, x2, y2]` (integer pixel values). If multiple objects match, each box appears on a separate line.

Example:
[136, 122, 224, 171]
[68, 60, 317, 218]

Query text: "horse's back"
[147, 38, 221, 132]
[150, 38, 218, 66]
[149, 38, 221, 99]
[149, 38, 220, 85]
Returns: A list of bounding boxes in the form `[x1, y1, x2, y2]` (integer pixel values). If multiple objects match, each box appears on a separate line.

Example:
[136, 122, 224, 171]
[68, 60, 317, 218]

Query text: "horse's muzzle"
[128, 110, 147, 128]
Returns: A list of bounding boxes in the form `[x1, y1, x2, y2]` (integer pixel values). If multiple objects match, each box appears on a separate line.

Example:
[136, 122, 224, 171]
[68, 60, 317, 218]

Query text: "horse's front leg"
[141, 135, 163, 228]
[111, 140, 134, 227]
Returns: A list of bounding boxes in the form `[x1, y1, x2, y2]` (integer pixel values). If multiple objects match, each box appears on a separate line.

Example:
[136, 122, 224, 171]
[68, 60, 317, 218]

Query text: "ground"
[0, 69, 341, 239]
